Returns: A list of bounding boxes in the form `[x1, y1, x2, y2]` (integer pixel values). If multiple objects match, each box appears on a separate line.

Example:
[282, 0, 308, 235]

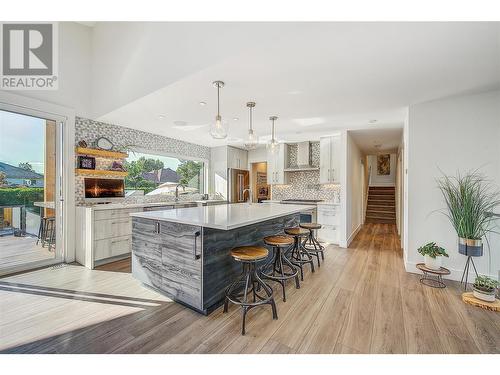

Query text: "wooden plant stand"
[462, 292, 500, 312]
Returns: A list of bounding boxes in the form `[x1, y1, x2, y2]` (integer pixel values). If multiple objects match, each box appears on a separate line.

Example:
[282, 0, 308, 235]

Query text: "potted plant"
[473, 275, 499, 302]
[438, 171, 500, 257]
[417, 242, 448, 270]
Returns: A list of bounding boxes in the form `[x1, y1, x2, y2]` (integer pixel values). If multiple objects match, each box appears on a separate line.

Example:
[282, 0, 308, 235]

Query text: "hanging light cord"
[272, 118, 275, 141]
[217, 83, 220, 117]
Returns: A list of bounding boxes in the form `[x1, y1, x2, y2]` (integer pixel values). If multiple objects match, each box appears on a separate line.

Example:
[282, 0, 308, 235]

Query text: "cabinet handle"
[193, 231, 201, 260]
[155, 222, 160, 234]
[112, 220, 129, 224]
[111, 238, 130, 244]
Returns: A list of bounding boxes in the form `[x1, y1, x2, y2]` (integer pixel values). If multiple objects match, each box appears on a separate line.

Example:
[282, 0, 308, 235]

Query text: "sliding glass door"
[0, 107, 65, 275]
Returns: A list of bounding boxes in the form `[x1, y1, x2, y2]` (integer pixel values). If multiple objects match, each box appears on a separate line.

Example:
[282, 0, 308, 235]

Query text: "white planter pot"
[424, 255, 442, 270]
[473, 288, 496, 302]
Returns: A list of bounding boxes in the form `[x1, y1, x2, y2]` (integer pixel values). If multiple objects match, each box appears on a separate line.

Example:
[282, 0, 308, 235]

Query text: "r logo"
[2, 23, 53, 76]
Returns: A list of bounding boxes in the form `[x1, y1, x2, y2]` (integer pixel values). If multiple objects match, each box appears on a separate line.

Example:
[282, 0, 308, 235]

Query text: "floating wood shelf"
[76, 147, 128, 159]
[75, 169, 128, 177]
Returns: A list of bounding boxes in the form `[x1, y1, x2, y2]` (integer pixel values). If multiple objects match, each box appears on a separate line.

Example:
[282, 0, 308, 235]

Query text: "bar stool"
[284, 227, 315, 280]
[261, 235, 300, 302]
[37, 216, 56, 251]
[299, 223, 325, 267]
[223, 246, 278, 335]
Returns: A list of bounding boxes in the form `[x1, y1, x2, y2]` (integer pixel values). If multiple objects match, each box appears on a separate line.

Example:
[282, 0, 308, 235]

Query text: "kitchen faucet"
[242, 188, 252, 204]
[175, 183, 186, 202]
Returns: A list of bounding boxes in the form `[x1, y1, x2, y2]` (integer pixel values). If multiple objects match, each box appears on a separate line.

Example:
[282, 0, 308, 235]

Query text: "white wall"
[7, 22, 92, 118]
[407, 89, 500, 281]
[346, 131, 365, 246]
[367, 153, 397, 186]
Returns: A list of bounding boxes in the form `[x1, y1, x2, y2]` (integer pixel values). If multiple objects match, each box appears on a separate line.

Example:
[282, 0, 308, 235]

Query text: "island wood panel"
[132, 218, 203, 311]
[202, 213, 299, 311]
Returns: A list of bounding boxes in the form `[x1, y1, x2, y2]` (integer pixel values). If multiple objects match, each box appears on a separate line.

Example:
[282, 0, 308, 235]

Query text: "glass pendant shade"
[210, 114, 227, 139]
[267, 115, 279, 154]
[210, 81, 227, 139]
[244, 102, 258, 150]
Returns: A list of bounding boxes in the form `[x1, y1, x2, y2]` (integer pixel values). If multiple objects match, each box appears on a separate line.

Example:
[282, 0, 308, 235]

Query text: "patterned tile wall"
[75, 117, 211, 205]
[273, 141, 339, 201]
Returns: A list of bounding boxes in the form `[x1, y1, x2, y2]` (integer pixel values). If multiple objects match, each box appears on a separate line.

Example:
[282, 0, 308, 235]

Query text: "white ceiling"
[349, 128, 403, 154]
[95, 22, 500, 148]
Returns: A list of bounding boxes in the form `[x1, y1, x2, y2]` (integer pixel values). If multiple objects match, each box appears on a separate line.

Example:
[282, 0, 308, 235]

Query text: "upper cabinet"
[227, 146, 248, 170]
[320, 134, 341, 184]
[267, 144, 289, 185]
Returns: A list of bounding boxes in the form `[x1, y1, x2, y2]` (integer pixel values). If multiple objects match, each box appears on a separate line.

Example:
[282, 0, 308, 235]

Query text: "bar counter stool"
[299, 223, 325, 267]
[223, 246, 278, 335]
[261, 235, 300, 302]
[284, 227, 315, 280]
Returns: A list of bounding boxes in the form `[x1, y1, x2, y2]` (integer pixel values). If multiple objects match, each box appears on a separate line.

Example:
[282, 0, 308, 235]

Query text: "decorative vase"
[473, 287, 496, 302]
[458, 237, 483, 257]
[424, 255, 442, 270]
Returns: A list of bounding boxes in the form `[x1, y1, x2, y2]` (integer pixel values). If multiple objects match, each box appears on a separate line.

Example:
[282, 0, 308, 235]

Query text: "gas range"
[280, 199, 323, 205]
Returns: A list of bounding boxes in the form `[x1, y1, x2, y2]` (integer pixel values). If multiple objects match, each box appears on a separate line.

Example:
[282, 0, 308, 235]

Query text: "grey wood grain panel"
[202, 213, 299, 310]
[132, 218, 203, 310]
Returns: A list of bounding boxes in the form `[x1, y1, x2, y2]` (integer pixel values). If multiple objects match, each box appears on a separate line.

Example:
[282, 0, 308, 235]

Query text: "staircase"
[366, 186, 396, 224]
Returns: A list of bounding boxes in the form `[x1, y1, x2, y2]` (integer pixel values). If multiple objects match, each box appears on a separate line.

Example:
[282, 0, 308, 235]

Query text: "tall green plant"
[437, 170, 500, 240]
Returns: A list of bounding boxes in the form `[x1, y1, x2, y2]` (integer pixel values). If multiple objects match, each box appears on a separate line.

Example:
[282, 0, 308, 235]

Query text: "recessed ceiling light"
[199, 101, 206, 106]
[158, 115, 166, 120]
[369, 119, 377, 124]
[233, 117, 239, 121]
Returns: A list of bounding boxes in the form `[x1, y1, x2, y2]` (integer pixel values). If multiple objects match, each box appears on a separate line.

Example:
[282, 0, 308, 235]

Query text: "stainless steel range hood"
[284, 141, 319, 172]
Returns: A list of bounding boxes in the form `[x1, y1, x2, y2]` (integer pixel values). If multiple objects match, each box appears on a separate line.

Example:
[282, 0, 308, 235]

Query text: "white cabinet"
[317, 204, 341, 244]
[227, 146, 248, 170]
[320, 135, 341, 184]
[267, 144, 289, 185]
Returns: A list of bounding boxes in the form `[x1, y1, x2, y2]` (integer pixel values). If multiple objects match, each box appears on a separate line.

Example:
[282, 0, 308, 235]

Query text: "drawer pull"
[111, 238, 130, 244]
[112, 220, 130, 224]
[155, 222, 161, 234]
[193, 231, 201, 260]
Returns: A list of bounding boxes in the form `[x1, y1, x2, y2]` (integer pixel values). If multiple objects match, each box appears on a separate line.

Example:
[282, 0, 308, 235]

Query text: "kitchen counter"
[78, 199, 226, 210]
[131, 202, 306, 314]
[130, 203, 313, 230]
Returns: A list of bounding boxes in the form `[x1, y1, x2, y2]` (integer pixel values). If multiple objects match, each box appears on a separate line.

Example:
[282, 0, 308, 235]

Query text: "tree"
[18, 162, 34, 172]
[124, 157, 164, 189]
[176, 160, 202, 187]
[0, 172, 7, 187]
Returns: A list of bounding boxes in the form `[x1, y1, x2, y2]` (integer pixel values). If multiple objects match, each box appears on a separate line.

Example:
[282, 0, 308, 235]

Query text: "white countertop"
[77, 200, 227, 211]
[130, 203, 315, 230]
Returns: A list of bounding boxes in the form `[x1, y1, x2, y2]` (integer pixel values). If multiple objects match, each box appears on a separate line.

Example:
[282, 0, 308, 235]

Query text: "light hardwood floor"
[0, 223, 499, 354]
[0, 235, 55, 269]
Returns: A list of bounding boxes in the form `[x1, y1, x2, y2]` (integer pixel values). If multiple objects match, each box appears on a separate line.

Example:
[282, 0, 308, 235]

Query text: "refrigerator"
[228, 168, 250, 203]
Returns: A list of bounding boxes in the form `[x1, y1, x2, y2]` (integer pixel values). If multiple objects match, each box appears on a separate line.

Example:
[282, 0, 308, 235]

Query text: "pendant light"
[267, 115, 279, 154]
[210, 80, 227, 139]
[244, 102, 258, 150]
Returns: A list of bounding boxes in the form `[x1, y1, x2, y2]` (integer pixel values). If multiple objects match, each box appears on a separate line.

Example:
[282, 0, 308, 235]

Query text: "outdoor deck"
[0, 235, 55, 271]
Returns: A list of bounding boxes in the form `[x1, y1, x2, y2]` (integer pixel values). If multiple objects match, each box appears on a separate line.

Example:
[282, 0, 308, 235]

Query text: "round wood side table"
[416, 263, 451, 288]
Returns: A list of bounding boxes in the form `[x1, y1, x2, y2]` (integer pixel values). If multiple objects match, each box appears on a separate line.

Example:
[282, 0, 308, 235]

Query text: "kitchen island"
[130, 203, 314, 314]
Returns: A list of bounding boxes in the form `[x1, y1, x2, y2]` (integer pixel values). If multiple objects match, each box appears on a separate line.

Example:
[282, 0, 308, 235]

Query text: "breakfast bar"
[130, 203, 314, 314]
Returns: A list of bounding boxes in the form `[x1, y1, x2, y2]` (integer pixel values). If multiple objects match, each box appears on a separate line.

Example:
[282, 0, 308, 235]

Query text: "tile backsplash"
[271, 170, 340, 201]
[75, 117, 211, 205]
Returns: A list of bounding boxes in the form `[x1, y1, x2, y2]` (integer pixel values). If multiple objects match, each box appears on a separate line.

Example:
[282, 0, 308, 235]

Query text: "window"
[124, 151, 205, 196]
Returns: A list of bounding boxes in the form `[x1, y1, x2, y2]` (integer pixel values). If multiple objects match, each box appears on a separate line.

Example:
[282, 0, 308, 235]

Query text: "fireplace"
[84, 178, 125, 201]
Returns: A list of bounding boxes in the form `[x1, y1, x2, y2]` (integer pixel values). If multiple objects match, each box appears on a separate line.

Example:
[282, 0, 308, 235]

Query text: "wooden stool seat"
[231, 246, 269, 261]
[264, 235, 294, 247]
[284, 227, 309, 236]
[299, 223, 322, 230]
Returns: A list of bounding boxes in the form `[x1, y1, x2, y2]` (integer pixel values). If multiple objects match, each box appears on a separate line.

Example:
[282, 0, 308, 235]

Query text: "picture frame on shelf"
[77, 155, 96, 170]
